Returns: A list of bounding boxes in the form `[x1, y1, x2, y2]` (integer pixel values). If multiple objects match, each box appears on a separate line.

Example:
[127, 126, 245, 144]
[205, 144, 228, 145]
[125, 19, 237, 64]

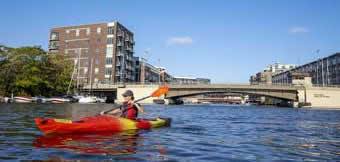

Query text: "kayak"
[35, 115, 171, 135]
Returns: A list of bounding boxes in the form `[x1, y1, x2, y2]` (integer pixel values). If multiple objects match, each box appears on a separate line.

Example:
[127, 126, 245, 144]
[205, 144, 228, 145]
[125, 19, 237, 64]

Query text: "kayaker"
[100, 90, 144, 120]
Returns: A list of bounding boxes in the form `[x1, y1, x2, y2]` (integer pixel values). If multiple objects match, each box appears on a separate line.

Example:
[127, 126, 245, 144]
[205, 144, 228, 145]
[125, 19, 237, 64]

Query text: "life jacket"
[120, 101, 139, 120]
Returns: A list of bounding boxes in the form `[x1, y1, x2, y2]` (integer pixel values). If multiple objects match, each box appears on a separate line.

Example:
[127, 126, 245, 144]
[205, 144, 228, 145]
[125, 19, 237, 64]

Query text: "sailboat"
[77, 58, 101, 104]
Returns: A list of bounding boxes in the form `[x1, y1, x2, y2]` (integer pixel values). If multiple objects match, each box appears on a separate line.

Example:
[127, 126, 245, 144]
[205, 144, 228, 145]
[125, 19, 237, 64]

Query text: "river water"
[0, 103, 339, 161]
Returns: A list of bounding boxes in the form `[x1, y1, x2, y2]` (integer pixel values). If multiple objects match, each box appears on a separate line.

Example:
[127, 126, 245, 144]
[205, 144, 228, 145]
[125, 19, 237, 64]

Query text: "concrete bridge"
[81, 83, 340, 108]
[167, 84, 301, 101]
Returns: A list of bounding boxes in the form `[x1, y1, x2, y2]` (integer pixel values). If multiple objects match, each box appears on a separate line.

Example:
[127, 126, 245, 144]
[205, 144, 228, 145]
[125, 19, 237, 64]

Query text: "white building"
[264, 63, 297, 74]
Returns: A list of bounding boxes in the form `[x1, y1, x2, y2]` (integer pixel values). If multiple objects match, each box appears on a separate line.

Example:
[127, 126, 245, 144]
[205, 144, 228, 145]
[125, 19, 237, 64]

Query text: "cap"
[122, 90, 134, 97]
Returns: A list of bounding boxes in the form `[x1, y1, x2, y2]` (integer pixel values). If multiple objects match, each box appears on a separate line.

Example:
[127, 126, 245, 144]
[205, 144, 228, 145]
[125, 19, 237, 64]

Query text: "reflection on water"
[0, 103, 339, 161]
[34, 130, 142, 156]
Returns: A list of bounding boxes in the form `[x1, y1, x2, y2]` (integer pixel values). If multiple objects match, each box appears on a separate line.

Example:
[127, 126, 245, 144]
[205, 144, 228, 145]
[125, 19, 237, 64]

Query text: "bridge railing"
[81, 82, 303, 89]
[312, 84, 340, 88]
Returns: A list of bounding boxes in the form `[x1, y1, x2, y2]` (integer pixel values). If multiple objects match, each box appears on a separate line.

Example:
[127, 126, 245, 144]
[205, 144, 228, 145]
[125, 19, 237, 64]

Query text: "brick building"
[48, 22, 135, 88]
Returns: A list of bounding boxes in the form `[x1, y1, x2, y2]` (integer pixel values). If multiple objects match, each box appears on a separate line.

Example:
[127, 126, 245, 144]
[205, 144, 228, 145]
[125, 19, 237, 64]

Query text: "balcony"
[48, 41, 59, 50]
[125, 46, 132, 52]
[116, 51, 123, 57]
[117, 31, 123, 37]
[125, 56, 131, 62]
[125, 37, 130, 41]
[50, 32, 59, 41]
[116, 61, 121, 66]
[117, 41, 122, 46]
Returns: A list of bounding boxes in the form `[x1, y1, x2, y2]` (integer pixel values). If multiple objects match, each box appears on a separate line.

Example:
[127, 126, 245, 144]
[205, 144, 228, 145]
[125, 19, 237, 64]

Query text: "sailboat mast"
[76, 48, 81, 89]
[67, 59, 77, 95]
[89, 57, 94, 94]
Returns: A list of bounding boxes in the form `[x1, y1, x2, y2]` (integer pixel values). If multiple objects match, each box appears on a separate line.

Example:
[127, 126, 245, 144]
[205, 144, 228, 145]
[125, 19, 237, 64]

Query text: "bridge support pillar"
[167, 98, 184, 105]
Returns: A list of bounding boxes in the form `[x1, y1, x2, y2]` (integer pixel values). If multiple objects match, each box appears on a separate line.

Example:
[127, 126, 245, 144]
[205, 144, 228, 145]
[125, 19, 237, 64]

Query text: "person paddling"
[100, 90, 144, 120]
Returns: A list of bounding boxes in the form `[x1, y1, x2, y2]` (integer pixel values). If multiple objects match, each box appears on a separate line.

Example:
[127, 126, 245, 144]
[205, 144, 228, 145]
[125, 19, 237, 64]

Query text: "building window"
[97, 38, 101, 44]
[97, 27, 101, 34]
[84, 49, 89, 55]
[108, 27, 114, 35]
[106, 57, 112, 65]
[84, 67, 88, 74]
[76, 29, 80, 37]
[65, 49, 68, 55]
[94, 78, 98, 83]
[105, 68, 112, 75]
[106, 46, 113, 57]
[75, 41, 80, 47]
[86, 28, 90, 36]
[95, 48, 100, 54]
[50, 32, 59, 40]
[107, 38, 114, 44]
[65, 41, 69, 48]
[95, 68, 99, 74]
[86, 40, 90, 46]
[95, 58, 100, 64]
[83, 59, 89, 66]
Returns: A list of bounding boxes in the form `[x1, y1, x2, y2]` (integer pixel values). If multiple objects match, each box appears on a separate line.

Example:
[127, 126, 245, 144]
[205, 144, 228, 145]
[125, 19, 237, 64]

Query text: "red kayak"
[35, 115, 171, 135]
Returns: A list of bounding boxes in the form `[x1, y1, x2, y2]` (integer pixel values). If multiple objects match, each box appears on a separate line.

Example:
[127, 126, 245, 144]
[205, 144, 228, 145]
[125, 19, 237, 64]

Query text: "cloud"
[167, 37, 193, 45]
[289, 27, 309, 33]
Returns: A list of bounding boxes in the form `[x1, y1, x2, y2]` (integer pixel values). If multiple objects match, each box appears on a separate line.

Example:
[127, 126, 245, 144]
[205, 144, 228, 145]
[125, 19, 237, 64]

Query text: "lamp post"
[158, 58, 161, 84]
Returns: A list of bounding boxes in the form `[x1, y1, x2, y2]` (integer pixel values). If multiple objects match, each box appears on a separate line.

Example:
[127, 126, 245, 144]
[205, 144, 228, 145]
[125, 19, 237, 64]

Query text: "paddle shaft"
[102, 95, 151, 114]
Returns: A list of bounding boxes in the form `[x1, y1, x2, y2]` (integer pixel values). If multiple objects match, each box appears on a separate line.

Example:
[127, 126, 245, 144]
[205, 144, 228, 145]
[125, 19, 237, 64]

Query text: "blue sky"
[1, 0, 339, 83]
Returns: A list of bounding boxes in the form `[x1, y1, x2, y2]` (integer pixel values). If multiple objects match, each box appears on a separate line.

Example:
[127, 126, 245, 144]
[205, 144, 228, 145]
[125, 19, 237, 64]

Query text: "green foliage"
[0, 45, 74, 97]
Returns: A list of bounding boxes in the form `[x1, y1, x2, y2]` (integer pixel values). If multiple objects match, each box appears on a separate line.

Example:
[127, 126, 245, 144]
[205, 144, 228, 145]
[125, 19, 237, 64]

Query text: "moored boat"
[78, 96, 97, 103]
[49, 98, 71, 104]
[14, 97, 33, 103]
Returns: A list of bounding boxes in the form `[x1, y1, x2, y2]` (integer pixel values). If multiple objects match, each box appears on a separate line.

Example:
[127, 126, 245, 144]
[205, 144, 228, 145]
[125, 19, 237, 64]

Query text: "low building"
[250, 63, 297, 85]
[250, 72, 272, 85]
[134, 57, 172, 84]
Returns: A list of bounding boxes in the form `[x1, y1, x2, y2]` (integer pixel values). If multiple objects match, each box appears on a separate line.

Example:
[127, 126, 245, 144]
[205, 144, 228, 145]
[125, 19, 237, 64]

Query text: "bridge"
[81, 83, 340, 108]
[166, 84, 301, 101]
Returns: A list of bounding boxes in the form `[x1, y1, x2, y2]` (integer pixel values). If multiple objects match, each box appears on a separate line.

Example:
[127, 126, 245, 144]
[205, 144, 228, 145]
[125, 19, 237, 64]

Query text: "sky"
[0, 0, 339, 83]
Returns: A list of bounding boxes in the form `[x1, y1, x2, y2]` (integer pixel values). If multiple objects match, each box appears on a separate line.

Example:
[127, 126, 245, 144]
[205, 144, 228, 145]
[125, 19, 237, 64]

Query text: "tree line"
[0, 45, 74, 97]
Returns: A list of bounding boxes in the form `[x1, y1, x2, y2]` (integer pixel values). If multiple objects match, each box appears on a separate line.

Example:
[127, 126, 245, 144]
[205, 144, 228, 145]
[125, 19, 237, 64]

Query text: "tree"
[0, 45, 74, 97]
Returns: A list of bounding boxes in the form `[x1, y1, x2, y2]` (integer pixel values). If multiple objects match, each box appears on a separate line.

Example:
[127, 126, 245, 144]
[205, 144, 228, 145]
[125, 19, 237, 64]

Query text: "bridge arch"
[166, 89, 298, 101]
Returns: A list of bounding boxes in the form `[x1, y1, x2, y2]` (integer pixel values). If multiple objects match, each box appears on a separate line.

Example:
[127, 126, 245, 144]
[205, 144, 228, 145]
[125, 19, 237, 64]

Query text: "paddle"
[101, 85, 168, 115]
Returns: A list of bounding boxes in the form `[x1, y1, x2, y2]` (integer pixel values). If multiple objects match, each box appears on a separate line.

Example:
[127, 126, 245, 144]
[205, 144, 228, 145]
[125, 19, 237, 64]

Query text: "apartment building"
[272, 53, 340, 85]
[48, 22, 135, 87]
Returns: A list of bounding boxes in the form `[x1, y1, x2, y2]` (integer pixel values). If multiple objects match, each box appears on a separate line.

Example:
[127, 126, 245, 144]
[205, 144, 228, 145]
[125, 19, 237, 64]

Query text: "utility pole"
[322, 57, 325, 86]
[326, 57, 329, 85]
[316, 49, 320, 86]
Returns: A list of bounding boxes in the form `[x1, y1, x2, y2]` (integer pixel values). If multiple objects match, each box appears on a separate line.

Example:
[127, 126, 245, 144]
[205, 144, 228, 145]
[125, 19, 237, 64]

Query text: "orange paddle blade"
[151, 85, 169, 97]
